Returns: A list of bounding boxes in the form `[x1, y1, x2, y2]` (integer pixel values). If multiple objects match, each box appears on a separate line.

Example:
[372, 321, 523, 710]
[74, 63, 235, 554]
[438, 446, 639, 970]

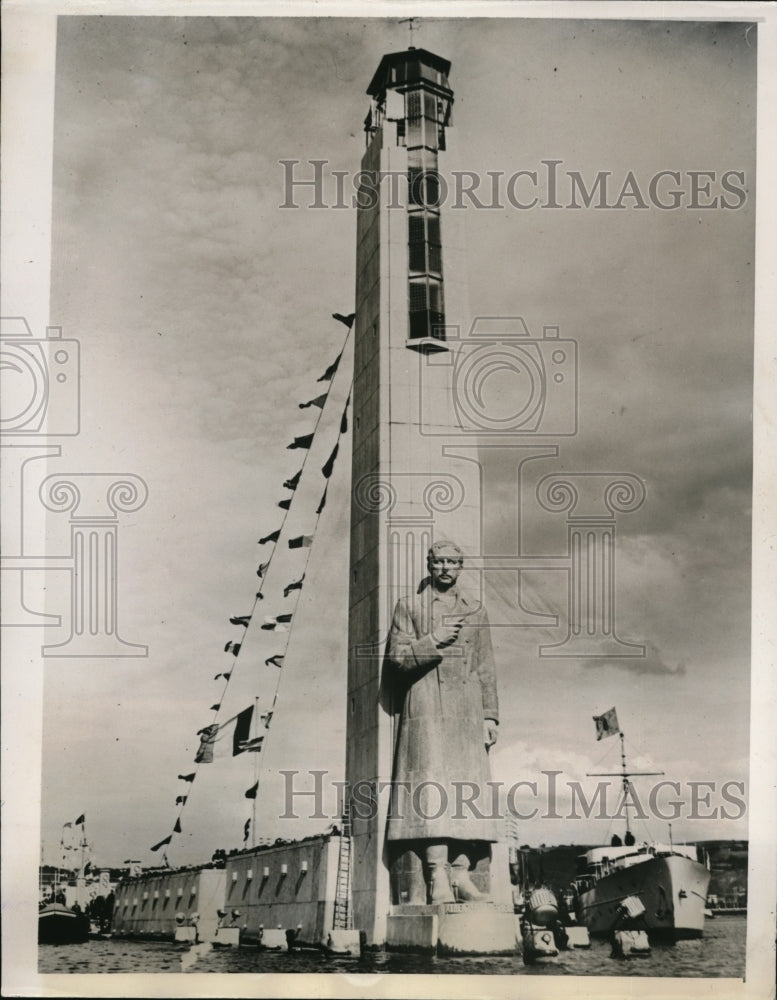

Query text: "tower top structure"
[366, 48, 452, 99]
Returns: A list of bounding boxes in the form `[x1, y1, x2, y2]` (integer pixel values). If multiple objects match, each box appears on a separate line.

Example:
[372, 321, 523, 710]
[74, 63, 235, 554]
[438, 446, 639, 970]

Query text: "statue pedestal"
[386, 902, 517, 955]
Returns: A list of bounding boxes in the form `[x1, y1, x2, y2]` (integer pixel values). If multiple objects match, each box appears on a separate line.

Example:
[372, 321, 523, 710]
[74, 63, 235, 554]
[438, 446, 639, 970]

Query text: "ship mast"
[587, 731, 663, 838]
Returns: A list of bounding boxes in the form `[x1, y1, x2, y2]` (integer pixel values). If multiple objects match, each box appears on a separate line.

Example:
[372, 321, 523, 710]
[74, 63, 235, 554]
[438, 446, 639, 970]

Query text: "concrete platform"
[387, 902, 517, 955]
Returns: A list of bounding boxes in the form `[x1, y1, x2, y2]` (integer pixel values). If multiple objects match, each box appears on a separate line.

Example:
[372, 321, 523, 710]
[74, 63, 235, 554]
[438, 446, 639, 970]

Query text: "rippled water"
[39, 915, 746, 978]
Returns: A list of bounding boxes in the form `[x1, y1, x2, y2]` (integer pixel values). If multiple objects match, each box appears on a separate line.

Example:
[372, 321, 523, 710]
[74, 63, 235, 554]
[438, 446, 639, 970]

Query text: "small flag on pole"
[261, 614, 292, 631]
[230, 615, 251, 627]
[265, 655, 284, 668]
[175, 796, 188, 806]
[151, 834, 172, 852]
[195, 706, 255, 764]
[283, 575, 305, 598]
[63, 822, 73, 829]
[283, 470, 302, 491]
[332, 312, 355, 328]
[178, 773, 196, 783]
[288, 433, 314, 450]
[256, 562, 269, 578]
[239, 736, 265, 753]
[322, 442, 339, 479]
[173, 818, 182, 834]
[210, 703, 221, 712]
[262, 711, 274, 728]
[278, 497, 291, 510]
[74, 814, 85, 826]
[316, 487, 328, 514]
[259, 530, 280, 545]
[214, 671, 232, 681]
[593, 707, 620, 741]
[288, 534, 313, 549]
[299, 394, 327, 411]
[245, 782, 259, 800]
[317, 351, 342, 382]
[243, 819, 251, 842]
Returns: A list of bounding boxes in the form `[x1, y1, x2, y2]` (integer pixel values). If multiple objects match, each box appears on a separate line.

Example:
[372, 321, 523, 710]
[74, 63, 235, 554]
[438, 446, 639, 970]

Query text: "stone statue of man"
[386, 539, 501, 904]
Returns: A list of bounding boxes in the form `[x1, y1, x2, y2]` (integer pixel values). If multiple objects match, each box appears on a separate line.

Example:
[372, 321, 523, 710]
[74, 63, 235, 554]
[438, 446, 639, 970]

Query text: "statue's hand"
[484, 719, 498, 748]
[433, 618, 463, 648]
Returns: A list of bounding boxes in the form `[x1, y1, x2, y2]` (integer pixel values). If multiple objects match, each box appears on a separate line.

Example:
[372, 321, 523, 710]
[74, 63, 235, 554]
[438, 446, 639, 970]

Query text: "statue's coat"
[385, 582, 501, 842]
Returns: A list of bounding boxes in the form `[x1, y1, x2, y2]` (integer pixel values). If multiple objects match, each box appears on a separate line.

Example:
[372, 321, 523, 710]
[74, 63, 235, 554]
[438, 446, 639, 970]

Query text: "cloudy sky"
[31, 13, 757, 867]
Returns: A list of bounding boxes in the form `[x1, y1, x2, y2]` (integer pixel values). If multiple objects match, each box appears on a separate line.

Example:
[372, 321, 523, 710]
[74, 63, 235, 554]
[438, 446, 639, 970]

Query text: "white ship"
[572, 710, 711, 942]
[574, 840, 710, 941]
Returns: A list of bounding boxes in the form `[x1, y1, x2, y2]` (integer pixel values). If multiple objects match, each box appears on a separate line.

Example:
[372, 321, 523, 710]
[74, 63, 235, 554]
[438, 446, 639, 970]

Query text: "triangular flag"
[245, 782, 259, 800]
[257, 561, 269, 578]
[173, 818, 182, 834]
[261, 617, 288, 632]
[299, 393, 328, 411]
[178, 773, 196, 783]
[316, 486, 328, 515]
[288, 433, 314, 450]
[262, 711, 274, 728]
[265, 655, 284, 668]
[278, 497, 291, 510]
[593, 707, 620, 741]
[317, 351, 342, 383]
[151, 835, 172, 852]
[229, 644, 241, 656]
[63, 822, 73, 829]
[243, 819, 251, 842]
[194, 706, 254, 764]
[340, 395, 350, 434]
[332, 312, 355, 328]
[283, 470, 302, 490]
[230, 615, 251, 627]
[214, 671, 232, 681]
[74, 814, 85, 826]
[175, 796, 188, 806]
[210, 703, 221, 712]
[259, 530, 280, 545]
[322, 442, 339, 479]
[288, 535, 313, 549]
[283, 575, 305, 598]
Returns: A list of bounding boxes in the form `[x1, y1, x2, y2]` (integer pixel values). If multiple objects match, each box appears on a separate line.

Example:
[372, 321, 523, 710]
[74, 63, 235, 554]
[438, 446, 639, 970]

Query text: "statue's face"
[429, 551, 463, 589]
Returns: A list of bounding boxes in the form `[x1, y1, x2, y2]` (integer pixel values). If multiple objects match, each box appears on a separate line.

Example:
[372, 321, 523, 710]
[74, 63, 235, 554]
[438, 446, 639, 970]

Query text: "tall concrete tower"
[345, 49, 507, 948]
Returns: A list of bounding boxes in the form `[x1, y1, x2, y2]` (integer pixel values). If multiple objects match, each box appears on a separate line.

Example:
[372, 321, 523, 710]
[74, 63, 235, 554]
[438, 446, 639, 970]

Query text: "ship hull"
[38, 903, 90, 945]
[578, 855, 710, 942]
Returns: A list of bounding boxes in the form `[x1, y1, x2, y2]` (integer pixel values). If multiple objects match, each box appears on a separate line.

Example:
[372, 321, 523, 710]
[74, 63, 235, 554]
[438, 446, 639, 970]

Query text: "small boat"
[39, 815, 100, 944]
[38, 901, 90, 944]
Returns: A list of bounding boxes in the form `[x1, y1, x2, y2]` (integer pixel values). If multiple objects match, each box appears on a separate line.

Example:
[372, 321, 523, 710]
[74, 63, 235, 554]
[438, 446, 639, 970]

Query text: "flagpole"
[619, 731, 630, 838]
[252, 696, 259, 849]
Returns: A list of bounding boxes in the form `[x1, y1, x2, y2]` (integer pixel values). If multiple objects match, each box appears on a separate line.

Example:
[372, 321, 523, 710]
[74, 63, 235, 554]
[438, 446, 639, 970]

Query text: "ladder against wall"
[332, 803, 352, 930]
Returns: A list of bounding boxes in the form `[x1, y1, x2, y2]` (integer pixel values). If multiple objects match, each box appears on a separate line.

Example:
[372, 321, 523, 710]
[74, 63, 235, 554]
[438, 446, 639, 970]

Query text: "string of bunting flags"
[148, 311, 354, 858]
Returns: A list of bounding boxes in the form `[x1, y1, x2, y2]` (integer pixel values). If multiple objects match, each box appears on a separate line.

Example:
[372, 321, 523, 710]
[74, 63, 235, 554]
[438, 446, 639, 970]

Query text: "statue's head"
[427, 539, 464, 590]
